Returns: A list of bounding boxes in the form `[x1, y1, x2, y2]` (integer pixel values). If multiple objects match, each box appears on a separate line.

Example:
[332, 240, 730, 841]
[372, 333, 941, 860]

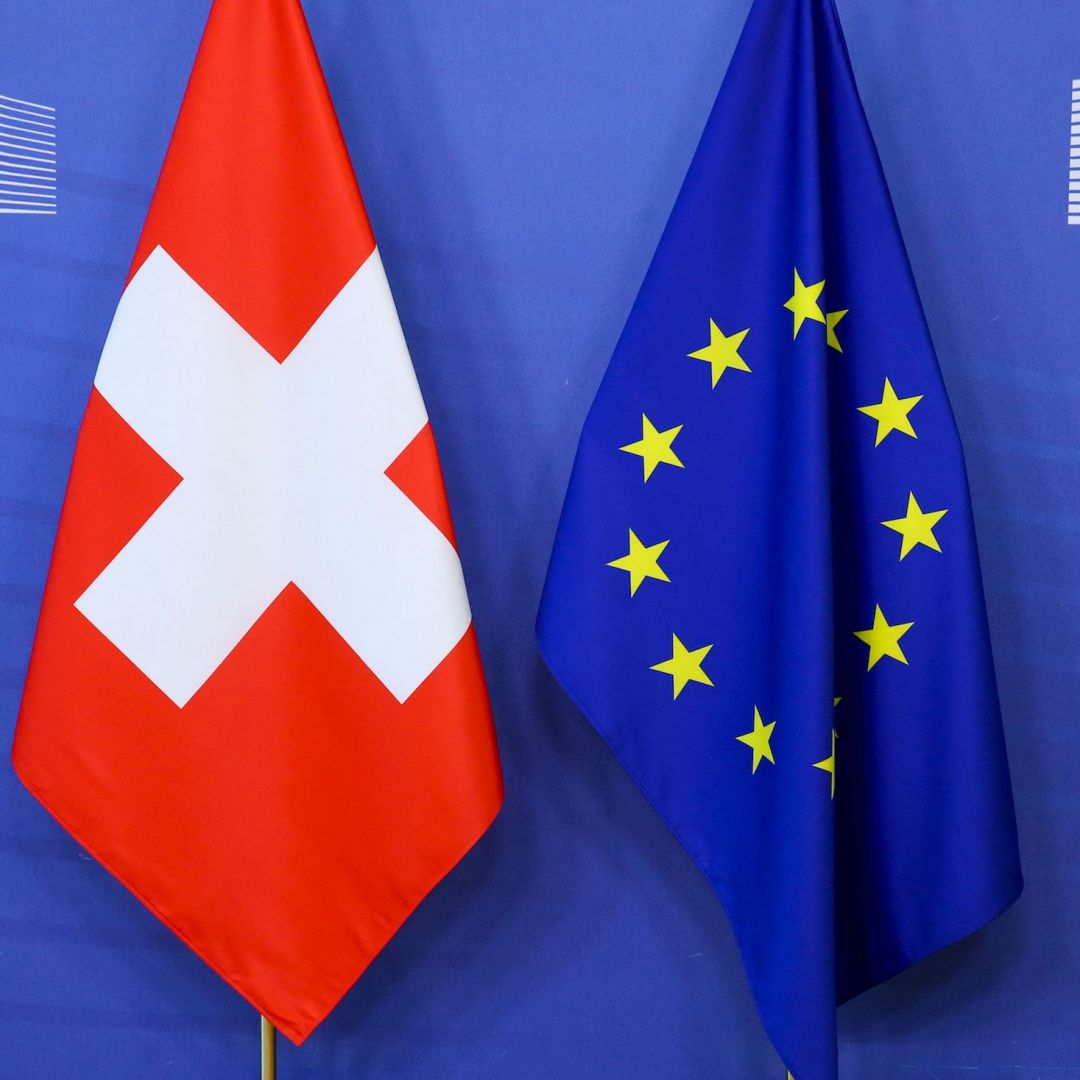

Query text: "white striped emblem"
[0, 93, 56, 216]
[1070, 79, 1080, 225]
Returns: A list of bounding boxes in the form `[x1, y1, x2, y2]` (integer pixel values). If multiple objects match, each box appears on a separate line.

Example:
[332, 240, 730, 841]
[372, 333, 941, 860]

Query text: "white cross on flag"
[14, 0, 502, 1042]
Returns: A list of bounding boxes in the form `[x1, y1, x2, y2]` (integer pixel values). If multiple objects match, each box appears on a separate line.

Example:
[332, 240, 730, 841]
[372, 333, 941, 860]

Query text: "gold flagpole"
[261, 1015, 276, 1080]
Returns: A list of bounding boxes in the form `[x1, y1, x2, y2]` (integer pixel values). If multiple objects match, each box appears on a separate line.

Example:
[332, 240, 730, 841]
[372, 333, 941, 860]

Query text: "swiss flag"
[13, 0, 502, 1043]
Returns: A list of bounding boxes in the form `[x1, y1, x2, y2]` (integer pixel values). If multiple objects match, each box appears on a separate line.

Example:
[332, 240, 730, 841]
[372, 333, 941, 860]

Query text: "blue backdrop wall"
[1, 2, 1078, 1077]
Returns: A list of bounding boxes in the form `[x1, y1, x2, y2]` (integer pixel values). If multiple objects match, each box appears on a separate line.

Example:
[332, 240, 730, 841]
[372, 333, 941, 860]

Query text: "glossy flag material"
[537, 0, 1022, 1075]
[13, 0, 502, 1044]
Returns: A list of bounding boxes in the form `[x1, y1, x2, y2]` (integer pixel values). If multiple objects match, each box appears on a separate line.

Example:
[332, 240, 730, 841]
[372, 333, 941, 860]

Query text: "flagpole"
[261, 1015, 276, 1080]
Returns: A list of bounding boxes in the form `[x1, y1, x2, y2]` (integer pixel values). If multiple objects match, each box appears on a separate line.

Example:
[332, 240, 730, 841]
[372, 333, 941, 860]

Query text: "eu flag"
[536, 0, 1022, 1074]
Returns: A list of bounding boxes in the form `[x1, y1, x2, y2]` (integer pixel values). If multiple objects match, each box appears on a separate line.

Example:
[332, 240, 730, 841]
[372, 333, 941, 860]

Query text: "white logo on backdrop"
[1070, 79, 1079, 226]
[0, 93, 56, 216]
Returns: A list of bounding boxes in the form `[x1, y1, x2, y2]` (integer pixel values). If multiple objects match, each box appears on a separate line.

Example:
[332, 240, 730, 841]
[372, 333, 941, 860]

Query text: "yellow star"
[783, 268, 826, 338]
[857, 378, 923, 446]
[687, 319, 751, 386]
[607, 529, 670, 596]
[825, 309, 848, 352]
[853, 604, 914, 670]
[736, 706, 776, 773]
[881, 492, 948, 560]
[620, 414, 684, 481]
[813, 729, 838, 799]
[650, 633, 713, 699]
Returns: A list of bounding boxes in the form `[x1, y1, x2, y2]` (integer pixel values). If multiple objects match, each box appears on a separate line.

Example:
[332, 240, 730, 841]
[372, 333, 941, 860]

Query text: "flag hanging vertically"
[537, 0, 1021, 1075]
[13, 0, 502, 1043]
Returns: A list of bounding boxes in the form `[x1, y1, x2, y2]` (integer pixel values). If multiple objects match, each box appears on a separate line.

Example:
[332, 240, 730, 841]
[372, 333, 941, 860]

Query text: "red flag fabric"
[13, 0, 502, 1043]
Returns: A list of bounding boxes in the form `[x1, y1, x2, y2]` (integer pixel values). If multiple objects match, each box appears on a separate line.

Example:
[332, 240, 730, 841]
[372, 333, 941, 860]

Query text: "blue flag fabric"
[536, 0, 1022, 1074]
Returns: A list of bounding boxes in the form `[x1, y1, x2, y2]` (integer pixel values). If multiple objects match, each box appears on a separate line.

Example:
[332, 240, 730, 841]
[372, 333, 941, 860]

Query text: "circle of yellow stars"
[604, 266, 951, 799]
